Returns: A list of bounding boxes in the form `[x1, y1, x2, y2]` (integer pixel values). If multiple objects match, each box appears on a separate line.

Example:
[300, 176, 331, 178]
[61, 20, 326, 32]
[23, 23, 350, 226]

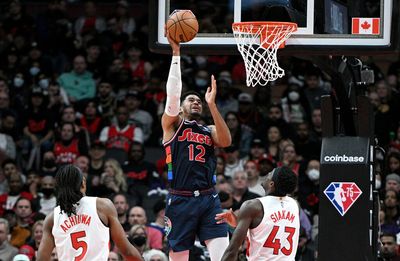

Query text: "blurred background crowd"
[0, 0, 399, 260]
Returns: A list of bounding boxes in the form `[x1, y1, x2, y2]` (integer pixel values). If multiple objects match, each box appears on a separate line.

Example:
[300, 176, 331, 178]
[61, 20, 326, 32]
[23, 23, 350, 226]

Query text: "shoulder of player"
[161, 115, 183, 141]
[239, 198, 263, 218]
[96, 197, 115, 214]
[161, 113, 182, 129]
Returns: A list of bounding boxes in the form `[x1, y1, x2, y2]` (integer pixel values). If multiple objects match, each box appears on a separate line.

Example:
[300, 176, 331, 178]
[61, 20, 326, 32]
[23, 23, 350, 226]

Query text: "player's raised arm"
[206, 75, 232, 147]
[161, 25, 183, 142]
[99, 198, 143, 261]
[221, 200, 260, 261]
[37, 212, 55, 261]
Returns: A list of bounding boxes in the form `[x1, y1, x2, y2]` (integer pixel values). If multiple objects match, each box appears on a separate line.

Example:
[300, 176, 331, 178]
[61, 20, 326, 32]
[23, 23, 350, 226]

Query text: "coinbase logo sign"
[323, 154, 365, 163]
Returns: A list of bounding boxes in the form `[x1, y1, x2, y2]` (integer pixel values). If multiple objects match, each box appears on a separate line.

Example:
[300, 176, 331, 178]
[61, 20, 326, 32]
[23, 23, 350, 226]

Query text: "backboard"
[149, 0, 399, 55]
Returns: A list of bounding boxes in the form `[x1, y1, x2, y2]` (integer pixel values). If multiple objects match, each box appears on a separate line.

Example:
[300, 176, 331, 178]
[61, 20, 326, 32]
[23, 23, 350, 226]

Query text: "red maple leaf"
[361, 21, 371, 30]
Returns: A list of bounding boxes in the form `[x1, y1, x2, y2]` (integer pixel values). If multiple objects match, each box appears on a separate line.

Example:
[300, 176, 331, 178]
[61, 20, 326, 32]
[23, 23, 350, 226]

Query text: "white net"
[232, 22, 297, 87]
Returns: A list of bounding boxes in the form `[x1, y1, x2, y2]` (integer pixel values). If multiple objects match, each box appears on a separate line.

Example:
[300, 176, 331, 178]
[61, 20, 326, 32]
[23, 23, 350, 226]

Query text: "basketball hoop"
[232, 22, 297, 87]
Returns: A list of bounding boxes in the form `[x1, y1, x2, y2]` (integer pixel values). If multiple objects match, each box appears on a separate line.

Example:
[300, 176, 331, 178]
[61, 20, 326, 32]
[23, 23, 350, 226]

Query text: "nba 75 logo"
[324, 182, 362, 216]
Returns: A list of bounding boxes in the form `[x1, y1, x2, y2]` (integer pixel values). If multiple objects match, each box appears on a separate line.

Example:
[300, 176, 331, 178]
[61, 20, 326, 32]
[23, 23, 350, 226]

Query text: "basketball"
[166, 10, 198, 43]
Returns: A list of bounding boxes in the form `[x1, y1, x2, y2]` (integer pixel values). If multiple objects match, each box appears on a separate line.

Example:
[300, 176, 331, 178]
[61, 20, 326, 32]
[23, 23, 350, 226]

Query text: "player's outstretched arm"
[215, 208, 238, 227]
[99, 198, 143, 261]
[221, 200, 260, 261]
[37, 212, 55, 261]
[161, 25, 182, 142]
[207, 75, 232, 147]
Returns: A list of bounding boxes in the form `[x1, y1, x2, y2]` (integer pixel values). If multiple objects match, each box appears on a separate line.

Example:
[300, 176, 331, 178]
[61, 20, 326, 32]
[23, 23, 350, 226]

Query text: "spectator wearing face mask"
[128, 224, 149, 255]
[34, 175, 56, 216]
[281, 83, 307, 124]
[128, 206, 163, 250]
[27, 42, 53, 79]
[298, 159, 320, 217]
[193, 69, 209, 95]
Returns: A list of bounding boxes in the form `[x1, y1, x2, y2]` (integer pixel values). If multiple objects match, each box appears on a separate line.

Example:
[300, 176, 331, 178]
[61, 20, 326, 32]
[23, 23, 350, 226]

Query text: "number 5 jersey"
[52, 196, 110, 261]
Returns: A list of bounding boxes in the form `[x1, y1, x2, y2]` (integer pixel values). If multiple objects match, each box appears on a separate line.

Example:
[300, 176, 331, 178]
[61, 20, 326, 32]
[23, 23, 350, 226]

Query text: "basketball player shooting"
[162, 26, 232, 261]
[216, 166, 300, 261]
[37, 165, 142, 261]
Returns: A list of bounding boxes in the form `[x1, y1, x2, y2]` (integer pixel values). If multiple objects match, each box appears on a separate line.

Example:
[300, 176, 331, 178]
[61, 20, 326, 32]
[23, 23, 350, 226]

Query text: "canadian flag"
[352, 18, 380, 35]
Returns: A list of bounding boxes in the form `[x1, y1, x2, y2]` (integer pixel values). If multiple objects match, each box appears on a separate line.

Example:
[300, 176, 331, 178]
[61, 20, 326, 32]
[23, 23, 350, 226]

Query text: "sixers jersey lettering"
[164, 120, 216, 190]
[247, 196, 300, 261]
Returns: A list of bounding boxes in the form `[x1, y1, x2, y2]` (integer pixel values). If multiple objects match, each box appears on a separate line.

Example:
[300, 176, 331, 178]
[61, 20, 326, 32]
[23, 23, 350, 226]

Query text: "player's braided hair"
[55, 165, 84, 217]
[272, 166, 297, 196]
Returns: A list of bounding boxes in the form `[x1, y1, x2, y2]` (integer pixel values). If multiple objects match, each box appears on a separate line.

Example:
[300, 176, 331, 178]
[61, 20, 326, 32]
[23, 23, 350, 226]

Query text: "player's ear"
[270, 180, 275, 190]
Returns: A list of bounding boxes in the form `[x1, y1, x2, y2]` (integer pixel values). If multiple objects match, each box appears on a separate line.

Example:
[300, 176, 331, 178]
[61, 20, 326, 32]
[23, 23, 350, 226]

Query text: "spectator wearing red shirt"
[100, 105, 143, 156]
[53, 122, 88, 165]
[0, 173, 33, 216]
[74, 1, 106, 37]
[123, 43, 152, 83]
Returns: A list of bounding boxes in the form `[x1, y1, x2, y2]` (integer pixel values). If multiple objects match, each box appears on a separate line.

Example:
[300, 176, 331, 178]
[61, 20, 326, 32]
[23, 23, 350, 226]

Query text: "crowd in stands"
[0, 0, 399, 260]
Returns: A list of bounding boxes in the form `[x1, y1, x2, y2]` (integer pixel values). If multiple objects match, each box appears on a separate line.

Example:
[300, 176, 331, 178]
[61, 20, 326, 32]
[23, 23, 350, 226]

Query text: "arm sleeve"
[164, 56, 182, 116]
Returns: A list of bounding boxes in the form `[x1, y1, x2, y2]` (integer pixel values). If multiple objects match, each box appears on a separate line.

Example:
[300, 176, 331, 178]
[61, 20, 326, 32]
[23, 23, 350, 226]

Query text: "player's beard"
[189, 111, 201, 120]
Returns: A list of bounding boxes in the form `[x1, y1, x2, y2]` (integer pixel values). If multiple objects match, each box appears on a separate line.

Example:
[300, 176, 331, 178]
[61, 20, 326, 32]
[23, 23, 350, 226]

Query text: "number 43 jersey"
[247, 196, 300, 261]
[164, 120, 216, 190]
[52, 196, 110, 261]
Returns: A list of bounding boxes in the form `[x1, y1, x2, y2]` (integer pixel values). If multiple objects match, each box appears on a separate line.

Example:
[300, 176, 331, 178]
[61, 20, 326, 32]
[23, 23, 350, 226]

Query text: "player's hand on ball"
[205, 75, 217, 105]
[164, 24, 180, 55]
[215, 208, 237, 228]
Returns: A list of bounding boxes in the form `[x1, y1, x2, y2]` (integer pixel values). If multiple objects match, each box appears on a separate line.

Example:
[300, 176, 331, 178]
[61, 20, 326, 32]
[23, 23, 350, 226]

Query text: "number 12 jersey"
[164, 120, 216, 190]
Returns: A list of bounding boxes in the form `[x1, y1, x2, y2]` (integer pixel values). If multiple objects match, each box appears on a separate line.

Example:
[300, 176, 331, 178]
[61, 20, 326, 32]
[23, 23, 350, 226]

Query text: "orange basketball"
[166, 10, 199, 43]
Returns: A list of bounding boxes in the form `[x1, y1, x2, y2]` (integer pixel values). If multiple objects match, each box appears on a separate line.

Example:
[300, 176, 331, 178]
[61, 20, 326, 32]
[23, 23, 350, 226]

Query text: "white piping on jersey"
[183, 119, 211, 132]
[163, 119, 185, 146]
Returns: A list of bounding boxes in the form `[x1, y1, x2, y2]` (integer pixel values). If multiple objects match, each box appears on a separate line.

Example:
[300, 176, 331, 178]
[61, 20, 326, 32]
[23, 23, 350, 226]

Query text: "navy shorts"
[164, 192, 228, 252]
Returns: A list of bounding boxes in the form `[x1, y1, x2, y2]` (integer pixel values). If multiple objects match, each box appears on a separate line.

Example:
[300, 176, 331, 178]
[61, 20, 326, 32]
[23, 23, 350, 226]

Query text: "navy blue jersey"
[164, 120, 216, 190]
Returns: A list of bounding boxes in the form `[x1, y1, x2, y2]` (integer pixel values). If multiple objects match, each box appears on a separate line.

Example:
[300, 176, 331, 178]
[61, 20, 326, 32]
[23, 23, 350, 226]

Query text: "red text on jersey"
[178, 128, 212, 146]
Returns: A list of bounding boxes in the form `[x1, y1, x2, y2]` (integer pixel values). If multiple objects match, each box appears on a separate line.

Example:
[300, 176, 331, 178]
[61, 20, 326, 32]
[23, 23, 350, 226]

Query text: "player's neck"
[183, 113, 201, 122]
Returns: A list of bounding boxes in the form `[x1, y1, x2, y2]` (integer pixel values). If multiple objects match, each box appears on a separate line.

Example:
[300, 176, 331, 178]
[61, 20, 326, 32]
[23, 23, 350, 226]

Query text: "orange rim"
[232, 21, 297, 49]
[232, 21, 297, 32]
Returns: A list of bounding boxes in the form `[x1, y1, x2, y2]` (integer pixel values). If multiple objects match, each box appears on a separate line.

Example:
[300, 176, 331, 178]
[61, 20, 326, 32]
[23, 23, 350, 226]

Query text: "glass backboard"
[149, 0, 399, 55]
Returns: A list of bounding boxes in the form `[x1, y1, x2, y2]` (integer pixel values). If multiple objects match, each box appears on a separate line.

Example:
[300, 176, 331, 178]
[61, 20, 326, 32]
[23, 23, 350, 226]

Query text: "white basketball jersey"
[52, 197, 110, 261]
[247, 196, 300, 261]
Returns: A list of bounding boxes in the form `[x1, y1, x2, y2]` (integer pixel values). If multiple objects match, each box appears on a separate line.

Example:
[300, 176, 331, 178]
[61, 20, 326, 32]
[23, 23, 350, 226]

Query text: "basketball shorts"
[164, 192, 228, 252]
